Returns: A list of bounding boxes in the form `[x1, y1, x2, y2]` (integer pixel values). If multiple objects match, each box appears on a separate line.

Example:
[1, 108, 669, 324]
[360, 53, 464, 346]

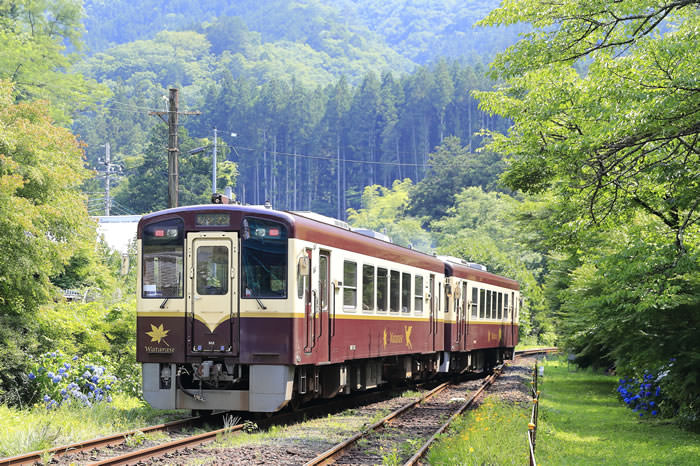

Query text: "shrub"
[25, 352, 121, 408]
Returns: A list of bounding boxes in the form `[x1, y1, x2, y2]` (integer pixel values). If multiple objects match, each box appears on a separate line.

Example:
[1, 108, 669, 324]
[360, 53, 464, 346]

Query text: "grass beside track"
[427, 357, 700, 465]
[0, 395, 188, 458]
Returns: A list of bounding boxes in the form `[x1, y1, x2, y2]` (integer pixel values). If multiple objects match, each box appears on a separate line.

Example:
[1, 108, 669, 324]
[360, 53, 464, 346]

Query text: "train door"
[186, 232, 238, 356]
[457, 282, 469, 351]
[453, 280, 462, 349]
[510, 291, 515, 347]
[429, 274, 436, 351]
[317, 250, 331, 362]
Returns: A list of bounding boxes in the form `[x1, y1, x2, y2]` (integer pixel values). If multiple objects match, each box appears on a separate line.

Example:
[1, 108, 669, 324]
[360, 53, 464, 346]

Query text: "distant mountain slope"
[82, 0, 522, 66]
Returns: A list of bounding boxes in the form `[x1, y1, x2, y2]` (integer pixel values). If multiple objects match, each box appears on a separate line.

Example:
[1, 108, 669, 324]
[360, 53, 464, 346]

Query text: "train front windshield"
[142, 218, 184, 298]
[241, 217, 288, 299]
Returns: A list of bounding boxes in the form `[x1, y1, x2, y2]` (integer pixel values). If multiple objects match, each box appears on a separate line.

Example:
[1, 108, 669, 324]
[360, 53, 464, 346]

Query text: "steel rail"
[304, 381, 452, 466]
[403, 365, 504, 465]
[0, 416, 200, 466]
[515, 347, 558, 357]
[90, 423, 244, 465]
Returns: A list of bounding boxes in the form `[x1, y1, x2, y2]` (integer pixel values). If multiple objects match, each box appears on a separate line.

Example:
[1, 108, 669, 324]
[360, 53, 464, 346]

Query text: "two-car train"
[137, 202, 520, 413]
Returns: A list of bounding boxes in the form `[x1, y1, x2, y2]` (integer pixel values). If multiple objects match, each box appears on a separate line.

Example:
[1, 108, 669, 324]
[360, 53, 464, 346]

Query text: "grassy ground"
[427, 357, 700, 465]
[0, 395, 188, 458]
[536, 359, 700, 465]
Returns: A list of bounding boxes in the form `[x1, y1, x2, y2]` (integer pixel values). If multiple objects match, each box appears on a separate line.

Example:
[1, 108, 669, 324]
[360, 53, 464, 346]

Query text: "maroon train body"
[137, 204, 520, 412]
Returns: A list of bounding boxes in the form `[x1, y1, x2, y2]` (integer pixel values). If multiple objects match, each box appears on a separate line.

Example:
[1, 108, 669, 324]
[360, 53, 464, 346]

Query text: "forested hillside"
[82, 0, 523, 63]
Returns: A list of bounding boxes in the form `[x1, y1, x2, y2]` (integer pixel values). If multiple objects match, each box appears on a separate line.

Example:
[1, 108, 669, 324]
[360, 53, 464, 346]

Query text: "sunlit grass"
[0, 394, 188, 457]
[426, 395, 527, 465]
[536, 359, 700, 465]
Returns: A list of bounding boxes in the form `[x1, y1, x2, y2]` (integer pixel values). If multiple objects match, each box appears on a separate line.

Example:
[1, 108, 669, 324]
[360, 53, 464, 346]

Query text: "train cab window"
[478, 289, 485, 318]
[362, 265, 375, 311]
[504, 294, 509, 319]
[498, 292, 503, 320]
[142, 218, 184, 298]
[401, 273, 411, 312]
[390, 270, 400, 312]
[471, 287, 478, 318]
[241, 217, 288, 299]
[343, 261, 357, 308]
[196, 246, 228, 295]
[414, 276, 423, 312]
[377, 268, 388, 312]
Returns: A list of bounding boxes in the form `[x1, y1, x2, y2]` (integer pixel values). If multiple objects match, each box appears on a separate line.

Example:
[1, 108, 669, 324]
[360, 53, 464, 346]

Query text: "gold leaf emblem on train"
[146, 323, 170, 346]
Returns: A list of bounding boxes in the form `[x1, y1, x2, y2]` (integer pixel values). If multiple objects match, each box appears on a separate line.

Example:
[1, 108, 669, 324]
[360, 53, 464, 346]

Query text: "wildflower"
[72, 355, 79, 361]
[64, 362, 71, 369]
[652, 410, 658, 416]
[90, 375, 99, 383]
[28, 372, 36, 380]
[58, 367, 65, 374]
[52, 376, 61, 384]
[106, 396, 112, 403]
[469, 447, 474, 453]
[43, 395, 50, 402]
[47, 372, 54, 379]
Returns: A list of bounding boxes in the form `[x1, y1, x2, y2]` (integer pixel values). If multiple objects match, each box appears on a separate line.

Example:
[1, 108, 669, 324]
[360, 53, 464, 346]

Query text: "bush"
[25, 352, 129, 408]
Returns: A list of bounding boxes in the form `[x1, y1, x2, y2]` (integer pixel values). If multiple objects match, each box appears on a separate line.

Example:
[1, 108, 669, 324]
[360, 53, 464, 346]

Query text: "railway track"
[304, 366, 504, 466]
[0, 415, 203, 465]
[2, 348, 555, 465]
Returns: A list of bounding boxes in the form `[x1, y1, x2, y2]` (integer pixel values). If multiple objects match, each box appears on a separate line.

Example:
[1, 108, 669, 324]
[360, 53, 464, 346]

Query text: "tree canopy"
[476, 0, 700, 423]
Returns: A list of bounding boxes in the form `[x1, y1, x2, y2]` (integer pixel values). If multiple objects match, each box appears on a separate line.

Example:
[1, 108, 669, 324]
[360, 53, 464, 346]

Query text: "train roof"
[444, 260, 519, 290]
[138, 204, 445, 273]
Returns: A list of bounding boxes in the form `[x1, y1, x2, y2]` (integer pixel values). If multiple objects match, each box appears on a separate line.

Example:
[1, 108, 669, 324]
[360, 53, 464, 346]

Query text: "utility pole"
[212, 127, 217, 194]
[98, 142, 122, 216]
[149, 88, 200, 208]
[104, 142, 111, 215]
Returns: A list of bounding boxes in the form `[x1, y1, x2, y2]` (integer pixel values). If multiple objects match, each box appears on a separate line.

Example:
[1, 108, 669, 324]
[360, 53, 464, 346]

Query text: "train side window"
[377, 268, 388, 311]
[401, 273, 411, 312]
[471, 287, 478, 318]
[491, 291, 497, 319]
[362, 265, 375, 311]
[479, 289, 485, 319]
[343, 261, 357, 309]
[297, 250, 311, 299]
[498, 292, 503, 320]
[486, 290, 492, 319]
[389, 270, 400, 312]
[504, 293, 509, 319]
[414, 276, 423, 312]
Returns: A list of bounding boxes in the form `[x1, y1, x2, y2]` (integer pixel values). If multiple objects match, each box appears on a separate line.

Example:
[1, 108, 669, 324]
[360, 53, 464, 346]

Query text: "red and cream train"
[137, 203, 520, 412]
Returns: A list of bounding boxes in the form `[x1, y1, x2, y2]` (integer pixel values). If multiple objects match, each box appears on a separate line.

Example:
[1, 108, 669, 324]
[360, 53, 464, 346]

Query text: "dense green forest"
[0, 0, 698, 431]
